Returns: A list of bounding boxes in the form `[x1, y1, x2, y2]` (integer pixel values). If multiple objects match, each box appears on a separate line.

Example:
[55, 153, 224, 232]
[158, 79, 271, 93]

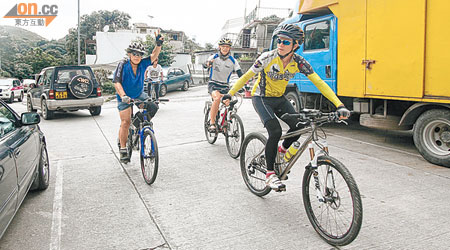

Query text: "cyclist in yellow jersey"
[223, 24, 351, 190]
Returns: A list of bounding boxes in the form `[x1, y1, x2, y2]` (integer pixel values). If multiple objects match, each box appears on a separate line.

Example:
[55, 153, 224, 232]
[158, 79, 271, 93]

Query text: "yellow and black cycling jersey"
[229, 49, 343, 107]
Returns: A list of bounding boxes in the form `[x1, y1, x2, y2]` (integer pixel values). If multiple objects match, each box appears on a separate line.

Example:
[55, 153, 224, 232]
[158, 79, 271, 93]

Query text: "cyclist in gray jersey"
[204, 38, 243, 131]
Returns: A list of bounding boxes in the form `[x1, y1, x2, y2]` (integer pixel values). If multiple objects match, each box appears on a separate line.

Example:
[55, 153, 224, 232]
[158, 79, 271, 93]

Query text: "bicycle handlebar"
[281, 109, 351, 126]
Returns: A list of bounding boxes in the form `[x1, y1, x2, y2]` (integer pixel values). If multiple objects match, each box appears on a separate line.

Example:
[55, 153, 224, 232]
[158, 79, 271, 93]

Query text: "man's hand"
[121, 95, 131, 104]
[222, 94, 232, 106]
[337, 105, 351, 119]
[155, 30, 164, 46]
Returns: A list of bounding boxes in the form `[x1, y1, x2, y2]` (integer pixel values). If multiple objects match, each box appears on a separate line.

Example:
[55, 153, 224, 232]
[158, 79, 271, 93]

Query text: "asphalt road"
[0, 85, 449, 250]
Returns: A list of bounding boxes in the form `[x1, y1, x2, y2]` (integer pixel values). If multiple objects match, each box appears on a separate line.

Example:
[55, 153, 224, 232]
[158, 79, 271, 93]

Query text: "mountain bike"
[240, 109, 362, 246]
[124, 97, 167, 185]
[203, 93, 245, 158]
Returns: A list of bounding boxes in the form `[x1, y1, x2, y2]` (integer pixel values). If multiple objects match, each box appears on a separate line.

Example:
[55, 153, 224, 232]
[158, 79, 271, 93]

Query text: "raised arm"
[150, 30, 164, 62]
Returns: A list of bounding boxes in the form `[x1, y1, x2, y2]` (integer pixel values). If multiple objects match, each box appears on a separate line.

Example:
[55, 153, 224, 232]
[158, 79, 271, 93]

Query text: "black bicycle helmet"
[218, 38, 233, 46]
[273, 24, 304, 45]
[126, 41, 146, 54]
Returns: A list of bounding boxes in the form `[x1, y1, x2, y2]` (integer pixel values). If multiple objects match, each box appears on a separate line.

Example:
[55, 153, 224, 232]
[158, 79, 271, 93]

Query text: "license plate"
[55, 91, 67, 99]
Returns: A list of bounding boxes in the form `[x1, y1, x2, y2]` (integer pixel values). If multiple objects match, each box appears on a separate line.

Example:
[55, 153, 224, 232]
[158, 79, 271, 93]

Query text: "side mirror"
[21, 112, 40, 125]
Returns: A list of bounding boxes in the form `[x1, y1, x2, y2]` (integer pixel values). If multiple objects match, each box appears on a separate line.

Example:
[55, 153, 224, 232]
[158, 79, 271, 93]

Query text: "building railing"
[245, 6, 292, 24]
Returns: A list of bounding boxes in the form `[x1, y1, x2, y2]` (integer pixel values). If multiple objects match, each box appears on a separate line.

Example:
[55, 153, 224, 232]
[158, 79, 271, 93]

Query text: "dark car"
[0, 99, 49, 239]
[158, 67, 191, 97]
[27, 66, 104, 120]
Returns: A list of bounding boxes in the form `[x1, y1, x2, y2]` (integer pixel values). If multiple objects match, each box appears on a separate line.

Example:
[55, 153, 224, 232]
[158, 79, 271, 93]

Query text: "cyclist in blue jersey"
[113, 32, 164, 162]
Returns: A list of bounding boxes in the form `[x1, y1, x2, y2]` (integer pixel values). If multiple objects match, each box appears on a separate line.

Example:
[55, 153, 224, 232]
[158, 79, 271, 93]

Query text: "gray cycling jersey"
[207, 53, 241, 86]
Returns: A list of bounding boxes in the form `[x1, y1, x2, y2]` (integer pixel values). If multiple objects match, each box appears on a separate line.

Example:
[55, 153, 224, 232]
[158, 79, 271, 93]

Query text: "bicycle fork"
[308, 140, 335, 204]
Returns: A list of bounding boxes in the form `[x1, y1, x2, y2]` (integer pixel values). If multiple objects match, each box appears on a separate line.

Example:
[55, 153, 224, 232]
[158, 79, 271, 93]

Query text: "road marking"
[49, 161, 63, 250]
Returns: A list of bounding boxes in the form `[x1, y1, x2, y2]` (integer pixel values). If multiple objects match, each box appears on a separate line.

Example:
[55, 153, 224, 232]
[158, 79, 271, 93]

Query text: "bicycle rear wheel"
[225, 113, 245, 159]
[302, 155, 362, 246]
[140, 129, 159, 185]
[204, 107, 218, 144]
[240, 132, 271, 196]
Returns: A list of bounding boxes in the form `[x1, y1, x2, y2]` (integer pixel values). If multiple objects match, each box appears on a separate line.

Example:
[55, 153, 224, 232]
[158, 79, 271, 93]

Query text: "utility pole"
[77, 0, 81, 65]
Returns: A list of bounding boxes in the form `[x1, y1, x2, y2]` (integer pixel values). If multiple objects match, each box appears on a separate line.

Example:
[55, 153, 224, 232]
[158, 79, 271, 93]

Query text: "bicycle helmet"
[218, 38, 232, 46]
[273, 24, 304, 45]
[126, 41, 146, 54]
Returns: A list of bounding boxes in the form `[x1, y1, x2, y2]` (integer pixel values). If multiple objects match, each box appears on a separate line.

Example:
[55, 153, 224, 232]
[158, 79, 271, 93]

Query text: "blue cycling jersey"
[113, 57, 152, 99]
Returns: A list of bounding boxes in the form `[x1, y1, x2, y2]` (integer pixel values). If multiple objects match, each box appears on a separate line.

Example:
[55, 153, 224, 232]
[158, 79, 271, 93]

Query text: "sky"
[0, 0, 296, 46]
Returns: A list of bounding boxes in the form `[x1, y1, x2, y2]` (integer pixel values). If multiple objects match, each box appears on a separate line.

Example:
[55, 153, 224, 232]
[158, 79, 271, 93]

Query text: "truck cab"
[272, 0, 450, 167]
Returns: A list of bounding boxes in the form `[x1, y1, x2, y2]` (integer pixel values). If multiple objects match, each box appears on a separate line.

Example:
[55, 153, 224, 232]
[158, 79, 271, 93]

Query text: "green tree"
[141, 36, 175, 67]
[13, 63, 33, 79]
[16, 48, 59, 74]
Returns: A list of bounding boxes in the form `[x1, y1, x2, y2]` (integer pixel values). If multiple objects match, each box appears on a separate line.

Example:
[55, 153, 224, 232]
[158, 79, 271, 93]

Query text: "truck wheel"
[286, 91, 300, 112]
[18, 92, 23, 102]
[413, 109, 450, 167]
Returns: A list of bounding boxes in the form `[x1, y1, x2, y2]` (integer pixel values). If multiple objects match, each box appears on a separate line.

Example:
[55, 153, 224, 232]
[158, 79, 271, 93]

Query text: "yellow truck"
[277, 0, 450, 166]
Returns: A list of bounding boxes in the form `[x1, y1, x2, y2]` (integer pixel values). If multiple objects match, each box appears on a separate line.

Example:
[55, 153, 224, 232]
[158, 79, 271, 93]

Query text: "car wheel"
[18, 92, 23, 102]
[160, 84, 167, 97]
[31, 142, 50, 190]
[182, 81, 189, 91]
[9, 93, 14, 103]
[27, 95, 36, 112]
[89, 106, 101, 116]
[41, 99, 54, 120]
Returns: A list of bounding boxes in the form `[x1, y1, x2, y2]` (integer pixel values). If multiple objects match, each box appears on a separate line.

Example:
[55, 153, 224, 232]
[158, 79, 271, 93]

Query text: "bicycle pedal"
[275, 187, 286, 192]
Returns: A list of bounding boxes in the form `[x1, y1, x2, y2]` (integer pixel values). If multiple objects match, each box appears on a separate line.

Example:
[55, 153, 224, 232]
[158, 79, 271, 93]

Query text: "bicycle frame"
[250, 118, 330, 181]
[130, 101, 156, 159]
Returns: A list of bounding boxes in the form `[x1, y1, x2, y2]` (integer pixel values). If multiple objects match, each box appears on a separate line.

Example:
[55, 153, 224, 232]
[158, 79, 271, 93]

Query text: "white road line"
[49, 161, 63, 250]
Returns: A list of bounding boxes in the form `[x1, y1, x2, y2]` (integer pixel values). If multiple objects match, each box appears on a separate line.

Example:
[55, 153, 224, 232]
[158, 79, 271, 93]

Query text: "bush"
[101, 81, 116, 95]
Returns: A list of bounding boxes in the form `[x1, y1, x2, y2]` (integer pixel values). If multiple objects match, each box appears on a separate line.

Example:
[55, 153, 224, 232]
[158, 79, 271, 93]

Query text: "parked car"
[27, 65, 104, 120]
[22, 79, 35, 92]
[0, 99, 49, 239]
[147, 67, 191, 97]
[0, 78, 24, 103]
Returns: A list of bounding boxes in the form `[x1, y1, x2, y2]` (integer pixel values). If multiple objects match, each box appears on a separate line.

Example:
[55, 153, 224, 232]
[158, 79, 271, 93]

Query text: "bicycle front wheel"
[225, 113, 245, 159]
[140, 129, 159, 185]
[127, 127, 133, 159]
[302, 155, 363, 246]
[240, 132, 271, 197]
[204, 107, 218, 144]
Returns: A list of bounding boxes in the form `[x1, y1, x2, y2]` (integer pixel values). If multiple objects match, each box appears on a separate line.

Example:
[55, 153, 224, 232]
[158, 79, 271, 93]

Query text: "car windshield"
[56, 69, 92, 83]
[0, 79, 13, 86]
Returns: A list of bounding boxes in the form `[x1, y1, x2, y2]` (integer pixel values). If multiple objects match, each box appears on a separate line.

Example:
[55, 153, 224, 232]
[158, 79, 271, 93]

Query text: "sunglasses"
[277, 38, 292, 46]
[131, 52, 143, 57]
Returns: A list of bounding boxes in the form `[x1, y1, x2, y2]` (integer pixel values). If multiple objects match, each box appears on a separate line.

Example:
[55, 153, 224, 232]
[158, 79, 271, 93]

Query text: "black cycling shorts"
[252, 95, 297, 126]
[208, 82, 229, 94]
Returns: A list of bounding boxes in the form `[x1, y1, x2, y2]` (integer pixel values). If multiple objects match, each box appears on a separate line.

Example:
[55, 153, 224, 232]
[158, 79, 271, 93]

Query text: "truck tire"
[286, 91, 300, 112]
[413, 109, 450, 167]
